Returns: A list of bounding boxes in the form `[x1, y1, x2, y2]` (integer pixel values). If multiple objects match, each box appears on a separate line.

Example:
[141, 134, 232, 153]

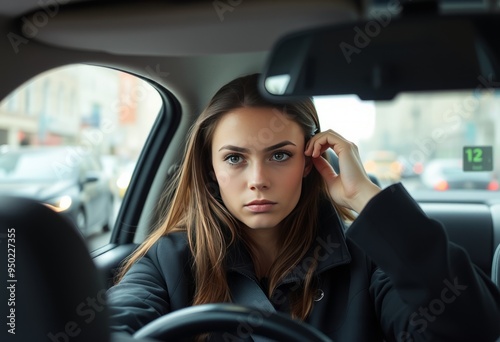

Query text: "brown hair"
[117, 73, 354, 320]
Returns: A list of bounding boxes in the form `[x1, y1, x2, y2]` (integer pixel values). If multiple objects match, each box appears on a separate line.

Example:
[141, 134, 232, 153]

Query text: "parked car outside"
[363, 150, 403, 183]
[100, 154, 120, 196]
[0, 146, 114, 236]
[421, 158, 499, 191]
[398, 157, 424, 178]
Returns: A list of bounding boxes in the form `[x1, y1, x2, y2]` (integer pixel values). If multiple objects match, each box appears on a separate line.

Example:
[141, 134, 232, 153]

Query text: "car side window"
[0, 64, 162, 251]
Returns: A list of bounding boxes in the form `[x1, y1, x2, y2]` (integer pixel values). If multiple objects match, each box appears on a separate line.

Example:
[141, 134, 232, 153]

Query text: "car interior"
[1, 0, 500, 341]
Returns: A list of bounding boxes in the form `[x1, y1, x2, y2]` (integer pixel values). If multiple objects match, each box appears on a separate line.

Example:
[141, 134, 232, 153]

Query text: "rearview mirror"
[260, 12, 500, 101]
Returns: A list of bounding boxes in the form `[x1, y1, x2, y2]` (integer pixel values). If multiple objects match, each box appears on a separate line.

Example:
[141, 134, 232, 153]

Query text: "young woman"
[107, 74, 500, 341]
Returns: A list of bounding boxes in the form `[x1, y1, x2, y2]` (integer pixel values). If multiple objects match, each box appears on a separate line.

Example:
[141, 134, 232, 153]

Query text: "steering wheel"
[133, 303, 332, 341]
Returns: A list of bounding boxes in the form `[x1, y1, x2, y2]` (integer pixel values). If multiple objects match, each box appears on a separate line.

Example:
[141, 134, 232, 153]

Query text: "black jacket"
[106, 183, 500, 341]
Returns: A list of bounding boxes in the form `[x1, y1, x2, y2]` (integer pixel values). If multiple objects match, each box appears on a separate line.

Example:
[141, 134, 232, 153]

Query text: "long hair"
[117, 74, 354, 320]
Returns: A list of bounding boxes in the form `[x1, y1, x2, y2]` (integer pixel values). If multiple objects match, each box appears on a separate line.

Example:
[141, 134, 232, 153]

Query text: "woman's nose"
[248, 163, 270, 190]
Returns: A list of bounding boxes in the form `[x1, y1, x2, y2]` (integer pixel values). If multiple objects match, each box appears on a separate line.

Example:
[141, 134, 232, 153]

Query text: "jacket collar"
[226, 198, 352, 284]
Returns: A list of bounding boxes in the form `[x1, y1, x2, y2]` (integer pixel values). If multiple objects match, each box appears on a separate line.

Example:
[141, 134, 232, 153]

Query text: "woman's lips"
[245, 200, 276, 213]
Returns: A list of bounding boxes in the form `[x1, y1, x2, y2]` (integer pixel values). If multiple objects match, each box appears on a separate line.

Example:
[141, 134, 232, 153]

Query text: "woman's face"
[211, 107, 310, 230]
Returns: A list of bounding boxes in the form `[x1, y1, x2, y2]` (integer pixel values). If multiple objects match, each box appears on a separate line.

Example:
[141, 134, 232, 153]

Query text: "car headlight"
[44, 195, 73, 212]
[116, 174, 131, 191]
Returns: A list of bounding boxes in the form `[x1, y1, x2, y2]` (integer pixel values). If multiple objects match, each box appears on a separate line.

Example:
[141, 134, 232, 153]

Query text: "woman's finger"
[312, 155, 338, 184]
[306, 130, 347, 158]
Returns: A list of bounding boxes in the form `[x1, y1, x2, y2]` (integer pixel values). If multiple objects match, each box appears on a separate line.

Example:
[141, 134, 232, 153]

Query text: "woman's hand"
[304, 129, 381, 213]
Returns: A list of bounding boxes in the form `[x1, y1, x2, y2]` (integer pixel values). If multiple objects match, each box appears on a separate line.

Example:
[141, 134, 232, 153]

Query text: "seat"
[492, 243, 500, 287]
[421, 203, 496, 277]
[0, 196, 110, 341]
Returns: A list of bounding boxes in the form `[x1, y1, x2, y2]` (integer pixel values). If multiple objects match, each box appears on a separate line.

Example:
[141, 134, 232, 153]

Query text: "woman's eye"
[225, 154, 243, 165]
[272, 152, 291, 162]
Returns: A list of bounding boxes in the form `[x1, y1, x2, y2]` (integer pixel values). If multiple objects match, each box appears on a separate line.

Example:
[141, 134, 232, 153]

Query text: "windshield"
[314, 89, 499, 199]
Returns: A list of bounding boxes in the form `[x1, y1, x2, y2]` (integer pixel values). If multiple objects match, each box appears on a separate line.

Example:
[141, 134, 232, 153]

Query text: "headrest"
[0, 196, 110, 341]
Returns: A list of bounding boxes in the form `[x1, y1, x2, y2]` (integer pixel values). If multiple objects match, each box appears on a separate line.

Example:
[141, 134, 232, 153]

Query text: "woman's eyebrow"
[263, 141, 296, 152]
[218, 145, 248, 153]
[218, 140, 296, 153]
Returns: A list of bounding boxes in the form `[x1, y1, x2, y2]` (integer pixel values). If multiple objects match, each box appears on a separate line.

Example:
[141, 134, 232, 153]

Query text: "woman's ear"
[303, 156, 313, 177]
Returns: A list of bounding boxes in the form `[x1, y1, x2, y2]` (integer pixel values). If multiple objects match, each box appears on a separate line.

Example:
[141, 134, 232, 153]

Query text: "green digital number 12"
[465, 147, 483, 163]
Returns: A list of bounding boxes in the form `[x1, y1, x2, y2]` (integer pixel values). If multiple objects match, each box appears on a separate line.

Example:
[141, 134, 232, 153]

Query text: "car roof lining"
[0, 0, 358, 113]
[13, 0, 358, 56]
